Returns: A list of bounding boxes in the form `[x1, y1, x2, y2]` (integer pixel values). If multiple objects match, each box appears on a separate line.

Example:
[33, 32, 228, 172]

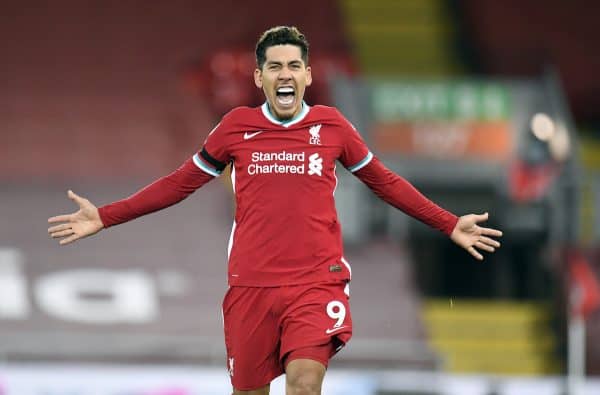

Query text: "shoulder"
[221, 106, 260, 125]
[309, 105, 354, 127]
[308, 105, 357, 135]
[208, 106, 264, 139]
[309, 105, 343, 120]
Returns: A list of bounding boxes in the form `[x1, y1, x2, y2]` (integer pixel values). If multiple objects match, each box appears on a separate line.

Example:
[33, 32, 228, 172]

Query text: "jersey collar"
[261, 101, 310, 128]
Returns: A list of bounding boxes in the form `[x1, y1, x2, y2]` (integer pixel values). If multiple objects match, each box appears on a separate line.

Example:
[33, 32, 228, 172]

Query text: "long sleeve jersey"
[99, 103, 458, 286]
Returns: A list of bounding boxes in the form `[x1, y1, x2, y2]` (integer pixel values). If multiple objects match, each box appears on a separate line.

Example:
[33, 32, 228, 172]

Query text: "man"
[48, 26, 502, 395]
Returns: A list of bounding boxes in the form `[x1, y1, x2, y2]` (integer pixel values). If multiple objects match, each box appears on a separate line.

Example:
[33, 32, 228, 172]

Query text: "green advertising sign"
[371, 80, 510, 121]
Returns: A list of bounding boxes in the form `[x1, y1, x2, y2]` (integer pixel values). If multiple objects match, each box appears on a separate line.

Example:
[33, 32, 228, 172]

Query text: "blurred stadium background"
[1, 0, 600, 394]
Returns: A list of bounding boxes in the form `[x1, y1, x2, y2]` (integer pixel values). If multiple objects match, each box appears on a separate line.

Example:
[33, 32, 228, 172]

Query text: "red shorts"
[222, 282, 352, 390]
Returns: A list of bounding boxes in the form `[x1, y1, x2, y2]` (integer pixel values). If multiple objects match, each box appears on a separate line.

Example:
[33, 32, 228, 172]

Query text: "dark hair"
[255, 26, 309, 69]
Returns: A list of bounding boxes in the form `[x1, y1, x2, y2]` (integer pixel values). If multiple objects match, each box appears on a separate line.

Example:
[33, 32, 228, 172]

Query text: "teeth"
[277, 87, 294, 94]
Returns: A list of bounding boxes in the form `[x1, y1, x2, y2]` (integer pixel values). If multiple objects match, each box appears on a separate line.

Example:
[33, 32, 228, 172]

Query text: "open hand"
[450, 212, 502, 261]
[48, 190, 104, 245]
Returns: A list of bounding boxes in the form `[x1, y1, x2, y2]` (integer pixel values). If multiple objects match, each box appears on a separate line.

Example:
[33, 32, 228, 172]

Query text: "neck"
[261, 101, 309, 128]
[266, 101, 303, 121]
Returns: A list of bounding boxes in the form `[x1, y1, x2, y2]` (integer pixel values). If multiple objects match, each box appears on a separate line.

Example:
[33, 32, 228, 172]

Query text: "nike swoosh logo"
[325, 326, 348, 335]
[244, 131, 263, 140]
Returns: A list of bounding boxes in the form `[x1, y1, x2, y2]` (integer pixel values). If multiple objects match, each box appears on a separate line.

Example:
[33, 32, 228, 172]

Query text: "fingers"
[48, 214, 73, 224]
[458, 213, 502, 261]
[481, 227, 503, 238]
[48, 190, 87, 222]
[68, 190, 87, 208]
[475, 241, 495, 253]
[479, 235, 501, 248]
[48, 222, 79, 244]
[473, 212, 489, 223]
[50, 228, 75, 239]
[47, 190, 90, 246]
[471, 213, 503, 237]
[48, 223, 71, 234]
[467, 246, 483, 261]
[465, 232, 502, 260]
[59, 234, 81, 245]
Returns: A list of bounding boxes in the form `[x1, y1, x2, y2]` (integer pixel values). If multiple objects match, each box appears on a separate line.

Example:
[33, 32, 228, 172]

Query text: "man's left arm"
[353, 157, 502, 260]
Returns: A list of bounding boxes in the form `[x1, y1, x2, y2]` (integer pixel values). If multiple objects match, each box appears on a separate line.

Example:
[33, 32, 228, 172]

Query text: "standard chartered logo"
[248, 151, 323, 176]
[308, 153, 323, 176]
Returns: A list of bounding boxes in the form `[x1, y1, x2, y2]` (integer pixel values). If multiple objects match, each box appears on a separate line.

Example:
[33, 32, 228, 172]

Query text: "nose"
[278, 66, 292, 80]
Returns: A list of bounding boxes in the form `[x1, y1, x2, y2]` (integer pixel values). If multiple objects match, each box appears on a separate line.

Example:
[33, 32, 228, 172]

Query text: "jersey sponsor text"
[248, 150, 322, 176]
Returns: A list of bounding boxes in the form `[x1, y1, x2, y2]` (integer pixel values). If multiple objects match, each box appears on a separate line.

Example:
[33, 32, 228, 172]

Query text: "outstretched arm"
[47, 157, 215, 245]
[353, 157, 502, 260]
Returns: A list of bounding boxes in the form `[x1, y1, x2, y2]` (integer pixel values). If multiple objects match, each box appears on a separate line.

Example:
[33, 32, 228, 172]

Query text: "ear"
[305, 66, 312, 87]
[254, 68, 263, 89]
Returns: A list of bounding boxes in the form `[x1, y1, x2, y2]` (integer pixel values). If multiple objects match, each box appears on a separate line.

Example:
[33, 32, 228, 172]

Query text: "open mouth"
[276, 86, 295, 107]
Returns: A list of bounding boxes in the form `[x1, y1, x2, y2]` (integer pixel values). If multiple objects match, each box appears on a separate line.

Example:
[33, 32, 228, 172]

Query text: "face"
[254, 44, 312, 121]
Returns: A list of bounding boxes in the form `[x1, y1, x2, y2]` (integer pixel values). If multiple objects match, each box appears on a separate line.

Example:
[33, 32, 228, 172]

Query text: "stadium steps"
[578, 136, 600, 244]
[339, 0, 464, 76]
[422, 299, 561, 375]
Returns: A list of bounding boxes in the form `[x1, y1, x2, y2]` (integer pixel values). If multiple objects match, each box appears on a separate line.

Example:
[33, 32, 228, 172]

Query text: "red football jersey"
[195, 103, 370, 286]
[99, 102, 458, 287]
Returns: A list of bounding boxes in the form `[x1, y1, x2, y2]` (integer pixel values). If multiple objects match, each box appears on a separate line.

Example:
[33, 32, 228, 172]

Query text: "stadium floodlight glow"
[549, 122, 571, 162]
[530, 112, 555, 141]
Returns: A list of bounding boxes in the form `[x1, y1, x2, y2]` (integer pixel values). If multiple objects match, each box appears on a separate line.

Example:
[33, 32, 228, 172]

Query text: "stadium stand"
[0, 0, 436, 370]
[2, 0, 598, 380]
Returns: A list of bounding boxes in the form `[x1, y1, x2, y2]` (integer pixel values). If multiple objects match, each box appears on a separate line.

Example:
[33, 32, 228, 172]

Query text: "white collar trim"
[261, 101, 310, 128]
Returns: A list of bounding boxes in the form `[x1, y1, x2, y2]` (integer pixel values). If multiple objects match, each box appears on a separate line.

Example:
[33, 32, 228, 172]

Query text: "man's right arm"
[49, 112, 233, 245]
[48, 157, 216, 245]
[99, 157, 215, 227]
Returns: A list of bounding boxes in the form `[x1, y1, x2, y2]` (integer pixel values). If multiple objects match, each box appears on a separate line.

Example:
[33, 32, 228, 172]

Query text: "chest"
[230, 124, 342, 177]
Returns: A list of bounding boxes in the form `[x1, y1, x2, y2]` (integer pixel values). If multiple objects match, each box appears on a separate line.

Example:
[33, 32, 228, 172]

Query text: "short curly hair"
[255, 26, 309, 69]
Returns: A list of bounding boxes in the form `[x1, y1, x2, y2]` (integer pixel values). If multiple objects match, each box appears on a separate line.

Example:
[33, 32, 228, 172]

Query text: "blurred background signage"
[370, 81, 512, 159]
